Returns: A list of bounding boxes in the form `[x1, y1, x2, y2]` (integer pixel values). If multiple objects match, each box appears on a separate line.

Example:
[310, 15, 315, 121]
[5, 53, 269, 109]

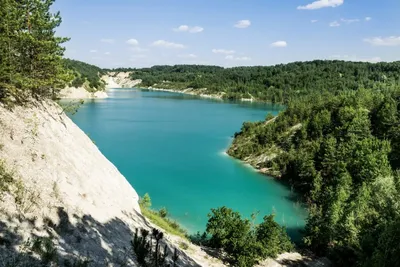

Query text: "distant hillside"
[63, 59, 106, 91]
[111, 61, 400, 103]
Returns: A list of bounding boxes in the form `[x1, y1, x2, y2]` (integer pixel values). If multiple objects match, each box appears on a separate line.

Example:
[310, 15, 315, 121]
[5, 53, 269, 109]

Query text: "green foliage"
[58, 99, 84, 115]
[0, 160, 14, 195]
[256, 215, 294, 258]
[139, 194, 187, 238]
[229, 87, 400, 266]
[206, 207, 293, 266]
[0, 0, 70, 103]
[63, 59, 105, 91]
[118, 61, 400, 103]
[140, 193, 152, 209]
[158, 207, 168, 218]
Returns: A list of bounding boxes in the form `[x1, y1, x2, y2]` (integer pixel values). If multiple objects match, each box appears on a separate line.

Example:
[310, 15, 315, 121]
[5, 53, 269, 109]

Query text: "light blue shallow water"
[69, 88, 307, 239]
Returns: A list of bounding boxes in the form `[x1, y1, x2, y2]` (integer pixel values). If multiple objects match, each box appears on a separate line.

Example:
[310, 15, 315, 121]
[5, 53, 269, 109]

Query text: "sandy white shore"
[58, 86, 108, 99]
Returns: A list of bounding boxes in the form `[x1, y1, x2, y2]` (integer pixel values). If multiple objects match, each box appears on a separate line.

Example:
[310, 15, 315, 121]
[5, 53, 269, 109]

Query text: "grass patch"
[179, 241, 189, 250]
[0, 160, 14, 195]
[140, 206, 187, 238]
[139, 193, 187, 238]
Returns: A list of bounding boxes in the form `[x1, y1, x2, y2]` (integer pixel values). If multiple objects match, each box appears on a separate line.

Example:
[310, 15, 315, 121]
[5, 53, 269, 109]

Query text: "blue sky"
[53, 0, 400, 68]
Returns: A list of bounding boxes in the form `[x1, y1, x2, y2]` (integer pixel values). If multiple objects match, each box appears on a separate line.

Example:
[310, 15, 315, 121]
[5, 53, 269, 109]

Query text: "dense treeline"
[125, 61, 400, 103]
[229, 88, 400, 266]
[0, 0, 69, 103]
[63, 58, 105, 91]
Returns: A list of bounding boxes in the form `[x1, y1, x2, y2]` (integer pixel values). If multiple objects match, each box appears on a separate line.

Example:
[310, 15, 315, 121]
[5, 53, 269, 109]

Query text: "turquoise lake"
[70, 88, 307, 239]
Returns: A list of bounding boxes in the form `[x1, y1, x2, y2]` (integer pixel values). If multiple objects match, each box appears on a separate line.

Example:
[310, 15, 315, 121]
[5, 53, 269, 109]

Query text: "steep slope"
[0, 101, 208, 266]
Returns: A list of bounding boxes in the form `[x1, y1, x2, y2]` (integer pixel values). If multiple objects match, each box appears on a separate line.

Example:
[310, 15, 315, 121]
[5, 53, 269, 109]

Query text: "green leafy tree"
[206, 207, 294, 266]
[139, 193, 152, 209]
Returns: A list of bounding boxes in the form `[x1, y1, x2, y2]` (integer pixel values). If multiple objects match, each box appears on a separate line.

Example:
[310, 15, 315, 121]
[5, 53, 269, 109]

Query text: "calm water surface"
[70, 89, 307, 239]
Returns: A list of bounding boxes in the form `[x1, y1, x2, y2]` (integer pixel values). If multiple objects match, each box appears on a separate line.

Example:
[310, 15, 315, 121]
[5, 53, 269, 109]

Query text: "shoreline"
[225, 149, 280, 178]
[58, 87, 109, 99]
[139, 86, 260, 103]
[143, 87, 224, 101]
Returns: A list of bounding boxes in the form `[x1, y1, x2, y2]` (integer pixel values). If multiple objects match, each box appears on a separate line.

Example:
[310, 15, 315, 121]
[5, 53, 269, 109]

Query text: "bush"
[158, 207, 168, 218]
[206, 207, 294, 266]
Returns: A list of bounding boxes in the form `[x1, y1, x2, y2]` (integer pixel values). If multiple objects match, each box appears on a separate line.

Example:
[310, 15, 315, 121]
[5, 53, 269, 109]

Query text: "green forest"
[228, 88, 400, 265]
[125, 61, 400, 103]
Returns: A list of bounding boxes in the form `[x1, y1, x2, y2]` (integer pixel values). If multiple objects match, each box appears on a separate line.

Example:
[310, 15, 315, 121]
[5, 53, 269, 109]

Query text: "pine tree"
[0, 0, 70, 103]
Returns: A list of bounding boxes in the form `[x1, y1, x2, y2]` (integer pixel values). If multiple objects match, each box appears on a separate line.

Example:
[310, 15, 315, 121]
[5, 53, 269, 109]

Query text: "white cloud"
[105, 52, 111, 55]
[311, 20, 318, 23]
[212, 49, 236, 54]
[341, 18, 360, 24]
[126, 39, 139, 46]
[152, 40, 186, 49]
[234, 20, 251, 28]
[189, 26, 204, 33]
[225, 55, 251, 61]
[101, 38, 115, 44]
[270, 41, 288, 48]
[173, 25, 204, 33]
[298, 0, 344, 10]
[329, 21, 340, 27]
[174, 25, 189, 32]
[364, 36, 400, 46]
[178, 54, 197, 58]
[365, 17, 372, 21]
[90, 49, 98, 53]
[330, 55, 382, 63]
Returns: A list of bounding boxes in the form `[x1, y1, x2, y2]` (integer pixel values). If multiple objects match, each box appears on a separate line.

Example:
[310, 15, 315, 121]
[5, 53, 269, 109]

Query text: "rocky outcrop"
[101, 72, 142, 89]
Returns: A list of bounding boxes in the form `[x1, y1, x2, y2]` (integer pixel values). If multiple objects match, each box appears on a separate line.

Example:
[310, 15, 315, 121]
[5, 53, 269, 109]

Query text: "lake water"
[69, 88, 307, 239]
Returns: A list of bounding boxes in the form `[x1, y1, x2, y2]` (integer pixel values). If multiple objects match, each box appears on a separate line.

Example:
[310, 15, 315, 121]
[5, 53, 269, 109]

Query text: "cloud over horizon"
[364, 36, 400, 46]
[152, 40, 186, 49]
[212, 49, 236, 54]
[225, 55, 251, 61]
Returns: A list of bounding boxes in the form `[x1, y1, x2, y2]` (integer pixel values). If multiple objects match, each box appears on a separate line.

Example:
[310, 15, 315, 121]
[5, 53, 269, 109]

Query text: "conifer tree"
[0, 0, 70, 102]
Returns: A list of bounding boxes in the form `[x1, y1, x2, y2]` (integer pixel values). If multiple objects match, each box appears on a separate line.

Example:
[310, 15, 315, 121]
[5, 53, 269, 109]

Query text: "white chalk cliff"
[0, 100, 219, 266]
